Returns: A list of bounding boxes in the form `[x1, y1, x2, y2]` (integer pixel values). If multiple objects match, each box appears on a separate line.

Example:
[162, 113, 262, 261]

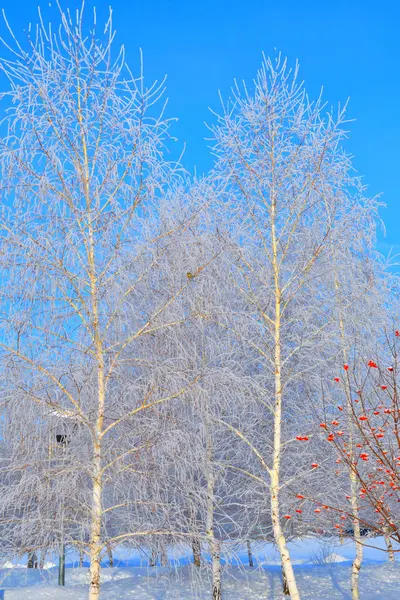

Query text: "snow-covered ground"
[0, 537, 399, 599]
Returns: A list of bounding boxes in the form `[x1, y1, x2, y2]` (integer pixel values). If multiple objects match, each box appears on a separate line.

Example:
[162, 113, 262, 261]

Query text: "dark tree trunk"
[247, 540, 254, 567]
[282, 565, 290, 595]
[27, 552, 38, 569]
[106, 541, 114, 568]
[192, 537, 201, 567]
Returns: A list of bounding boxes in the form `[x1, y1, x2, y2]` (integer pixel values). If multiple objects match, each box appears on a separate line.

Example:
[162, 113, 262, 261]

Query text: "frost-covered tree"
[0, 6, 201, 599]
[317, 244, 393, 600]
[0, 4, 395, 600]
[208, 56, 383, 599]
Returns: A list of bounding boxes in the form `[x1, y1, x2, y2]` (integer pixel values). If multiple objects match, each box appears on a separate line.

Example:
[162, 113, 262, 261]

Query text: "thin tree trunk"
[350, 476, 363, 600]
[384, 527, 395, 562]
[271, 475, 299, 600]
[149, 548, 157, 567]
[89, 449, 103, 600]
[270, 195, 301, 600]
[88, 358, 105, 600]
[58, 543, 65, 586]
[39, 549, 47, 570]
[79, 548, 85, 568]
[190, 493, 201, 567]
[205, 436, 222, 600]
[247, 540, 254, 567]
[27, 551, 37, 569]
[106, 541, 114, 567]
[333, 262, 363, 600]
[344, 414, 362, 600]
[210, 539, 222, 600]
[192, 537, 201, 567]
[161, 547, 168, 567]
[331, 244, 363, 600]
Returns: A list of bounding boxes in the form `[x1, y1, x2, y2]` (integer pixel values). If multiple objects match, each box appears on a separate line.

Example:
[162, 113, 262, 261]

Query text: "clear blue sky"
[1, 0, 399, 256]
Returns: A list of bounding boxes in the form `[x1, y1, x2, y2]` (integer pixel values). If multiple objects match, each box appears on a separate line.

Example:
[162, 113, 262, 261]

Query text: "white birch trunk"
[89, 443, 103, 600]
[332, 253, 363, 600]
[270, 191, 301, 600]
[270, 469, 299, 600]
[384, 527, 395, 562]
[88, 359, 105, 600]
[210, 539, 222, 600]
[205, 435, 222, 600]
[350, 475, 363, 600]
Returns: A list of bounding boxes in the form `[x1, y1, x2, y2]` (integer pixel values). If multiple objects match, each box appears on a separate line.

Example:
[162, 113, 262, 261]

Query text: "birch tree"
[325, 247, 392, 600]
[0, 6, 200, 599]
[209, 55, 382, 599]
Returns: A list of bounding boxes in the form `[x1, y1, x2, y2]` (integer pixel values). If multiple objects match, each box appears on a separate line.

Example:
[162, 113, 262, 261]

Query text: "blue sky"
[1, 0, 399, 255]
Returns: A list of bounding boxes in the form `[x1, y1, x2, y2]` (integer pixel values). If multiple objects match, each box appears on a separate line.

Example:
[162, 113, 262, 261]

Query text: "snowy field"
[0, 537, 399, 599]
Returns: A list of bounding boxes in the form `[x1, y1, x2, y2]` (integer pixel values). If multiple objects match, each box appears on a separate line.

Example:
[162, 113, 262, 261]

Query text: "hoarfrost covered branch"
[0, 4, 397, 600]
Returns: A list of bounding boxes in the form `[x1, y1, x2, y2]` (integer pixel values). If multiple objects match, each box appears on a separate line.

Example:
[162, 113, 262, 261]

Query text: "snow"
[0, 537, 398, 599]
[319, 552, 348, 563]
